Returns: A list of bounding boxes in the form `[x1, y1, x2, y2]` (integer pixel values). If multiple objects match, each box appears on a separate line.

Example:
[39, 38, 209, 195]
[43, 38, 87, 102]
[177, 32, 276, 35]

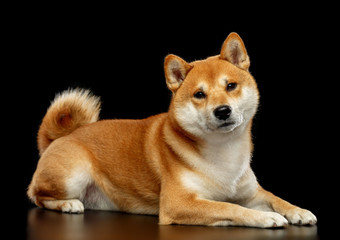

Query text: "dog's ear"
[220, 32, 250, 71]
[164, 54, 192, 92]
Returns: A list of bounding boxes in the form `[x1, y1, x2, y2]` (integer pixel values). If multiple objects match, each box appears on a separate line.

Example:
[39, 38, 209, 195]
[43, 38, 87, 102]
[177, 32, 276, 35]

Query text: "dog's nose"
[214, 105, 231, 120]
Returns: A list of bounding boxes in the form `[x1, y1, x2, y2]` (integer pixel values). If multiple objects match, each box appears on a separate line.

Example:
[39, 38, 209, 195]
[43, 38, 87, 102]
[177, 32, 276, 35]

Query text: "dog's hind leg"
[33, 167, 91, 214]
[27, 139, 93, 214]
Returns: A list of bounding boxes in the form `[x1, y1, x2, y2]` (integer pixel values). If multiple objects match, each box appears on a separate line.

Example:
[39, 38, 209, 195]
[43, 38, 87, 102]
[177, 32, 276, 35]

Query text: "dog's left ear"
[164, 54, 192, 92]
[220, 32, 250, 71]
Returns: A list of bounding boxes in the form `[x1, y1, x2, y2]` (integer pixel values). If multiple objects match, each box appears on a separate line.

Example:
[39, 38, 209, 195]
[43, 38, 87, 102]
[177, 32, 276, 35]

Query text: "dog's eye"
[227, 82, 237, 92]
[194, 91, 206, 99]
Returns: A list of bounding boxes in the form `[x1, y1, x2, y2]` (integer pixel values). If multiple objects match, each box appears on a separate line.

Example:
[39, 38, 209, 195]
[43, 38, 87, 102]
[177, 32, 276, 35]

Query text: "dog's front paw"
[240, 211, 288, 228]
[284, 207, 317, 225]
[257, 212, 288, 228]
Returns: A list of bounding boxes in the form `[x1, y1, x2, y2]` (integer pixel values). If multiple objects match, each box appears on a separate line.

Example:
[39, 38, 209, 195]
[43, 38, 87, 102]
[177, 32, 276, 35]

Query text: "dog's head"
[165, 33, 259, 138]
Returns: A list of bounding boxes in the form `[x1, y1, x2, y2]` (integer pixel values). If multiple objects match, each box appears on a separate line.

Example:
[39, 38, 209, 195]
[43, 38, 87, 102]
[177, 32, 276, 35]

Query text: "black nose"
[214, 105, 231, 120]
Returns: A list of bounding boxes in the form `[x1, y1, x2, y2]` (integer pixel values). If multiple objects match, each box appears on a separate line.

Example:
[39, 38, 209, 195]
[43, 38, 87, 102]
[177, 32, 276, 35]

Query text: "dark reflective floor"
[27, 208, 319, 240]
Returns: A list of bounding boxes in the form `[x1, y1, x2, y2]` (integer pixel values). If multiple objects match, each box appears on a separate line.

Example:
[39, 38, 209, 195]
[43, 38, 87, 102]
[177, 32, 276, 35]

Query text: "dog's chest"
[180, 139, 251, 201]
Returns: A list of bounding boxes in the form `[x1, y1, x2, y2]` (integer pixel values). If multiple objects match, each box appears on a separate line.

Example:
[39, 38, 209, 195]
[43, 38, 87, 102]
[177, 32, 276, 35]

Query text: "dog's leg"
[244, 186, 317, 225]
[27, 140, 94, 214]
[159, 187, 288, 228]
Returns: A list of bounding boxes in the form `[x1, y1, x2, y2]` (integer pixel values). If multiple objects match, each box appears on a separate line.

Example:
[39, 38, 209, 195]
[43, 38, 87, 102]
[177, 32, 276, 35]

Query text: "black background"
[4, 4, 337, 238]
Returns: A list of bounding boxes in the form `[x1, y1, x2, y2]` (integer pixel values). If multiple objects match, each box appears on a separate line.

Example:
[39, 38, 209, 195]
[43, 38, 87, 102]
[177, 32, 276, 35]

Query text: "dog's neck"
[164, 112, 253, 187]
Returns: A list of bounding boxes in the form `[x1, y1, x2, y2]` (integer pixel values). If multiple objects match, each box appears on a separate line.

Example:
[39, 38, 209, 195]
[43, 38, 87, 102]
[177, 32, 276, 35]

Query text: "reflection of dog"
[28, 33, 316, 228]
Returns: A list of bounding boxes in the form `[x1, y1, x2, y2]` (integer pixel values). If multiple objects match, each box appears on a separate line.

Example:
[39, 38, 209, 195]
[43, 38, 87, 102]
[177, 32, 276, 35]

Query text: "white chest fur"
[180, 133, 254, 202]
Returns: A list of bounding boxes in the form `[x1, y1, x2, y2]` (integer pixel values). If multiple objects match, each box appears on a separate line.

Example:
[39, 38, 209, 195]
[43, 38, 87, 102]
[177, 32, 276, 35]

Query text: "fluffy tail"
[37, 88, 101, 155]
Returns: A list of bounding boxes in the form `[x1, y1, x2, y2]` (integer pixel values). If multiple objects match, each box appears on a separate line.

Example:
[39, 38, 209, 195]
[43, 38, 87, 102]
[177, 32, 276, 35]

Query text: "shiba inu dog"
[28, 33, 317, 228]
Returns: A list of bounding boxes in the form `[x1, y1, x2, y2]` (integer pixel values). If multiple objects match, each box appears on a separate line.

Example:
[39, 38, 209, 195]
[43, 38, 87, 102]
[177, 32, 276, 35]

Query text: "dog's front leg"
[244, 186, 317, 225]
[159, 185, 288, 228]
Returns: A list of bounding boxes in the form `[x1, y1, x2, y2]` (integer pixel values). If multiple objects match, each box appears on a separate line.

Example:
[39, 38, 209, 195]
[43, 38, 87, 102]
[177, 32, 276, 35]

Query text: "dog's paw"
[284, 207, 317, 225]
[257, 212, 289, 228]
[42, 199, 84, 214]
[240, 211, 288, 228]
[60, 199, 84, 213]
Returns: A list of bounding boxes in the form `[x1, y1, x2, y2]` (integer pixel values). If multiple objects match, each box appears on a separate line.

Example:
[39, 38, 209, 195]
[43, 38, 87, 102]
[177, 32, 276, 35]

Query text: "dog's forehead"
[189, 56, 246, 85]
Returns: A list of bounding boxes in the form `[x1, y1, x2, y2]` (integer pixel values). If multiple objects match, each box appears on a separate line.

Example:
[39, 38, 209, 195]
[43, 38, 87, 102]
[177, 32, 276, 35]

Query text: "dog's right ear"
[164, 54, 192, 92]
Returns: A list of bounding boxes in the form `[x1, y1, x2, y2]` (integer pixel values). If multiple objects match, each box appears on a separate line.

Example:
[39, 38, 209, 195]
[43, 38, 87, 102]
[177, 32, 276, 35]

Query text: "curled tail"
[37, 88, 101, 155]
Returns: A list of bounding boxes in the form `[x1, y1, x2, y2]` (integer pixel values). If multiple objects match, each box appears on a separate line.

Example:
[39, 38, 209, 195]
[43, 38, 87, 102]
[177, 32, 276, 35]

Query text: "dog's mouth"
[205, 121, 237, 133]
[218, 122, 235, 128]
